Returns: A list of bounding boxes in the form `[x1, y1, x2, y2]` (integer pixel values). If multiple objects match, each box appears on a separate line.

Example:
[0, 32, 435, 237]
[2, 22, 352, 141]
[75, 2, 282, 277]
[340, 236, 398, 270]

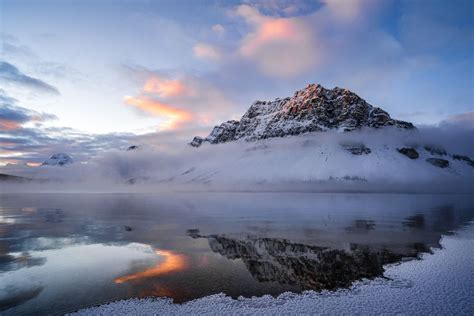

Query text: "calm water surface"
[0, 193, 473, 315]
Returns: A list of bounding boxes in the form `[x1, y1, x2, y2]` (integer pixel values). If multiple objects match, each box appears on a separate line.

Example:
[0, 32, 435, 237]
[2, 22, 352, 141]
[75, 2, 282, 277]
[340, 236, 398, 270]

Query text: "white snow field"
[72, 222, 474, 315]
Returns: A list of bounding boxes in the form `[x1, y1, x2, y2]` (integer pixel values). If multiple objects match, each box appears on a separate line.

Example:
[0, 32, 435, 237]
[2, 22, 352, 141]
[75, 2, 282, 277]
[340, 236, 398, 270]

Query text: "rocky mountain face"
[190, 84, 414, 147]
[41, 153, 74, 166]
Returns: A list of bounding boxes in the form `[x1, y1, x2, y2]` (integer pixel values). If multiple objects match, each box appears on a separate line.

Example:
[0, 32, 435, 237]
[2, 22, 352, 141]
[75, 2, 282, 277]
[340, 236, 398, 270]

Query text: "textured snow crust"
[72, 223, 474, 315]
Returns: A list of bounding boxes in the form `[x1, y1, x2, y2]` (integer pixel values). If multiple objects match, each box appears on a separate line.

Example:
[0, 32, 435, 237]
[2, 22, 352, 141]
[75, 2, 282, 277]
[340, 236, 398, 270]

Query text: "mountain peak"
[41, 153, 74, 166]
[190, 84, 414, 147]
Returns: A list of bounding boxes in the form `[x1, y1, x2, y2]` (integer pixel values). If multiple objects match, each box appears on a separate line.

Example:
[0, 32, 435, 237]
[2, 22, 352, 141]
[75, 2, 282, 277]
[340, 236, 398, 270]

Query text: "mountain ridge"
[191, 83, 414, 147]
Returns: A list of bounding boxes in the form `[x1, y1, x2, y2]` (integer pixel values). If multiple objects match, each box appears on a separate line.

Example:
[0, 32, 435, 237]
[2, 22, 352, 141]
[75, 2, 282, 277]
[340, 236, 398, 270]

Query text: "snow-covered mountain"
[41, 153, 74, 166]
[190, 84, 414, 147]
[161, 83, 473, 192]
[173, 132, 474, 192]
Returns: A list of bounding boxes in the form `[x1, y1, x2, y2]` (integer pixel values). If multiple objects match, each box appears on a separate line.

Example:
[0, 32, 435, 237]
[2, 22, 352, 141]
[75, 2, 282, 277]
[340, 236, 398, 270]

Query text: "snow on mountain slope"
[174, 130, 473, 191]
[191, 84, 414, 147]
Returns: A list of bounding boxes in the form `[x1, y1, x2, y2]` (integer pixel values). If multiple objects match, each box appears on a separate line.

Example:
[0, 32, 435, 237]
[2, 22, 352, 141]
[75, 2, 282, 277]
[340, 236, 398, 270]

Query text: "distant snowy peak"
[41, 153, 74, 166]
[190, 83, 414, 147]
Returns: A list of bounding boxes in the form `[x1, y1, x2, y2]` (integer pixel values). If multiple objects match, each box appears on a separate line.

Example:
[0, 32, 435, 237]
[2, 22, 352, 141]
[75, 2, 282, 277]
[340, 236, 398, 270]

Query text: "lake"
[1, 193, 473, 315]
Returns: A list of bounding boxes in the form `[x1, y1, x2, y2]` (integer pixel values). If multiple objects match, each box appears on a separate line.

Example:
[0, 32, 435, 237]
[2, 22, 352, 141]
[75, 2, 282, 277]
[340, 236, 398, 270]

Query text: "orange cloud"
[115, 249, 188, 284]
[124, 70, 237, 131]
[26, 162, 42, 167]
[143, 77, 186, 98]
[124, 95, 193, 130]
[0, 119, 21, 130]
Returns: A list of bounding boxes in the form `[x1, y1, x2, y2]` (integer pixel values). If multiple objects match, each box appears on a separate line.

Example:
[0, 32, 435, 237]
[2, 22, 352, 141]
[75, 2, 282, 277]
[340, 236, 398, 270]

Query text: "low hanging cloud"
[0, 61, 60, 95]
[3, 125, 473, 194]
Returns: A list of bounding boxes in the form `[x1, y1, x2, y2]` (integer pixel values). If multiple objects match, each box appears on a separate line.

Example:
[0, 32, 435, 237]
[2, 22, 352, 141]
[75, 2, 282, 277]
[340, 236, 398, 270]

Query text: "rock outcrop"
[126, 145, 139, 151]
[191, 84, 414, 147]
[426, 158, 449, 168]
[398, 148, 419, 159]
[341, 143, 371, 155]
[453, 154, 474, 167]
[424, 146, 447, 156]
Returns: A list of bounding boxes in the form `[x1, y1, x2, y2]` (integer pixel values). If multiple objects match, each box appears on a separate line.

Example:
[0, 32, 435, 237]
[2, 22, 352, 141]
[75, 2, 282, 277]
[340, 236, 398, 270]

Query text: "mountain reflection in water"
[188, 232, 426, 291]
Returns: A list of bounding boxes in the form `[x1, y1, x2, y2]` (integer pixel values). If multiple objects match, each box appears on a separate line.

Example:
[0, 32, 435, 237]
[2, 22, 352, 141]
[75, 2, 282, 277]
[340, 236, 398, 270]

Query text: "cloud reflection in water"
[115, 250, 189, 284]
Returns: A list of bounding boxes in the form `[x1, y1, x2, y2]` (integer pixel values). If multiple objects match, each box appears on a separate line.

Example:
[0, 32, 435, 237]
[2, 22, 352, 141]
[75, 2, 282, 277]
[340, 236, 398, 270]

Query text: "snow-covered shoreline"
[71, 222, 474, 315]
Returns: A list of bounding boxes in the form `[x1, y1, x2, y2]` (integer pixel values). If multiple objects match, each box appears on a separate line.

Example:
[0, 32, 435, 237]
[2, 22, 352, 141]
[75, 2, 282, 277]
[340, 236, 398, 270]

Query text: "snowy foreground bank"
[72, 222, 474, 315]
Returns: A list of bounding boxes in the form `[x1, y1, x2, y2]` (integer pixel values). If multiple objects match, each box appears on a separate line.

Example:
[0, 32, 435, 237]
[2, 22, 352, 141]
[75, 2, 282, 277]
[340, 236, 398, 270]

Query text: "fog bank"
[1, 127, 473, 193]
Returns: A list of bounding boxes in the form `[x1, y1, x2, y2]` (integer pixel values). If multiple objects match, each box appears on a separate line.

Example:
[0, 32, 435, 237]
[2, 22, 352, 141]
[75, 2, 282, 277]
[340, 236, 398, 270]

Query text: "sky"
[0, 0, 473, 165]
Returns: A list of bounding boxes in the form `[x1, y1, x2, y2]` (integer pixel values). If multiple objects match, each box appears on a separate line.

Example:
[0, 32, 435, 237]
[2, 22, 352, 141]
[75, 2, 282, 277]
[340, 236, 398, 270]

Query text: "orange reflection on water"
[115, 250, 188, 284]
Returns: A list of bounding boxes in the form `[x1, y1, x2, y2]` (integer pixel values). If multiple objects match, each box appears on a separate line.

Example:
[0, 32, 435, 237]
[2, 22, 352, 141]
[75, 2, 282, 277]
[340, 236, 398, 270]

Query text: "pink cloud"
[143, 77, 186, 98]
[222, 1, 391, 78]
[233, 4, 321, 77]
[193, 43, 222, 61]
[123, 71, 237, 131]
